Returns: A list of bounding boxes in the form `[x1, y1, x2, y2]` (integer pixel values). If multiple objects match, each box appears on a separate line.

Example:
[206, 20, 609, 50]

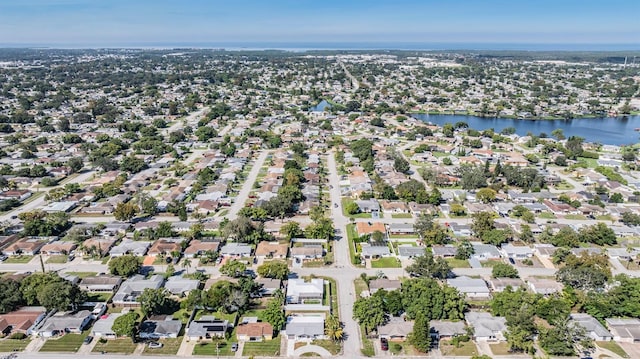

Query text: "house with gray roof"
[501, 243, 533, 259]
[112, 274, 164, 306]
[432, 246, 457, 258]
[360, 243, 391, 259]
[447, 276, 490, 299]
[36, 310, 92, 338]
[369, 279, 401, 294]
[139, 317, 182, 339]
[398, 245, 426, 258]
[378, 317, 414, 341]
[187, 316, 229, 341]
[164, 276, 200, 297]
[219, 242, 252, 257]
[527, 278, 563, 295]
[109, 239, 151, 257]
[387, 223, 415, 235]
[430, 320, 466, 341]
[471, 243, 501, 260]
[285, 316, 325, 340]
[355, 199, 380, 213]
[79, 275, 122, 293]
[570, 313, 612, 341]
[488, 278, 525, 292]
[605, 318, 640, 343]
[465, 312, 506, 342]
[91, 313, 122, 339]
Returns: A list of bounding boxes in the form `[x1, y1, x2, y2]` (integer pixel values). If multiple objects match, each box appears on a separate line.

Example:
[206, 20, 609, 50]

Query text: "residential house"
[430, 320, 466, 341]
[78, 275, 122, 293]
[186, 316, 229, 341]
[183, 240, 220, 258]
[286, 278, 324, 304]
[236, 320, 274, 342]
[0, 307, 46, 336]
[256, 278, 282, 297]
[570, 314, 613, 341]
[285, 316, 325, 340]
[449, 223, 472, 237]
[488, 278, 525, 292]
[39, 241, 77, 256]
[355, 222, 386, 237]
[147, 238, 183, 257]
[219, 243, 252, 258]
[407, 202, 436, 216]
[527, 278, 563, 295]
[255, 241, 289, 259]
[465, 312, 506, 342]
[112, 275, 164, 307]
[164, 276, 200, 297]
[378, 317, 414, 341]
[387, 223, 415, 236]
[3, 237, 49, 255]
[355, 199, 380, 213]
[109, 240, 151, 257]
[605, 318, 640, 343]
[533, 244, 558, 258]
[369, 279, 401, 294]
[91, 313, 122, 339]
[360, 243, 391, 259]
[290, 245, 324, 261]
[379, 200, 410, 214]
[398, 245, 426, 258]
[501, 244, 533, 259]
[139, 317, 182, 339]
[432, 246, 457, 258]
[36, 310, 92, 338]
[470, 243, 501, 260]
[80, 237, 117, 257]
[447, 276, 490, 299]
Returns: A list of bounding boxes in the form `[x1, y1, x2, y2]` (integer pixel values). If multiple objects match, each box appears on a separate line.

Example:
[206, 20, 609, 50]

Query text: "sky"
[0, 0, 638, 47]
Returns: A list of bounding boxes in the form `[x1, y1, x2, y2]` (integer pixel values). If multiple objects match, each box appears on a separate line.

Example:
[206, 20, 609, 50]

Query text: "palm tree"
[324, 315, 344, 342]
[183, 258, 192, 274]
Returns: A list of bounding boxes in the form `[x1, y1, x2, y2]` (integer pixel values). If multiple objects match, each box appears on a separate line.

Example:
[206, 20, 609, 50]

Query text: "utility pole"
[39, 254, 45, 272]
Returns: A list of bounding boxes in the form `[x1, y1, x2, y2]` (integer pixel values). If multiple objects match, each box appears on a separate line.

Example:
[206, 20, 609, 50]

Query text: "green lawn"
[360, 325, 375, 357]
[445, 258, 471, 268]
[596, 341, 629, 358]
[346, 224, 362, 266]
[46, 255, 69, 264]
[241, 309, 266, 322]
[341, 198, 372, 218]
[354, 278, 369, 297]
[577, 157, 598, 168]
[538, 212, 556, 219]
[64, 272, 97, 278]
[86, 292, 112, 302]
[92, 338, 138, 354]
[489, 342, 511, 355]
[441, 340, 478, 356]
[391, 213, 413, 219]
[371, 257, 401, 268]
[596, 215, 614, 221]
[389, 234, 420, 239]
[192, 340, 234, 356]
[40, 332, 89, 352]
[564, 214, 587, 220]
[141, 337, 182, 355]
[3, 256, 33, 264]
[311, 339, 341, 355]
[0, 339, 31, 353]
[481, 260, 502, 268]
[242, 335, 280, 356]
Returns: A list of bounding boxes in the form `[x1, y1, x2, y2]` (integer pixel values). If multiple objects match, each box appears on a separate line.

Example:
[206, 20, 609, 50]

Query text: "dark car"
[508, 257, 515, 264]
[380, 338, 389, 351]
[83, 336, 93, 345]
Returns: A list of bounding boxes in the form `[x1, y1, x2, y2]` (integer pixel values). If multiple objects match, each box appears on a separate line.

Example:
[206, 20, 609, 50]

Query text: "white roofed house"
[109, 240, 151, 257]
[377, 317, 414, 341]
[286, 278, 324, 304]
[447, 276, 490, 299]
[360, 243, 391, 259]
[605, 318, 640, 343]
[91, 313, 122, 339]
[112, 274, 164, 307]
[139, 316, 183, 339]
[570, 314, 613, 341]
[430, 320, 467, 341]
[285, 316, 325, 340]
[219, 242, 252, 258]
[501, 243, 533, 259]
[36, 310, 93, 338]
[163, 276, 200, 297]
[465, 311, 507, 342]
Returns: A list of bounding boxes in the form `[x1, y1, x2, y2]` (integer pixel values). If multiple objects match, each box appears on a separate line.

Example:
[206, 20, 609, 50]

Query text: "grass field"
[391, 213, 413, 219]
[489, 342, 512, 355]
[341, 198, 372, 218]
[141, 337, 182, 355]
[346, 224, 362, 266]
[3, 256, 33, 264]
[64, 272, 97, 278]
[40, 332, 89, 352]
[441, 340, 478, 356]
[86, 292, 112, 302]
[445, 258, 471, 268]
[481, 260, 502, 268]
[354, 278, 368, 296]
[371, 257, 401, 268]
[46, 255, 69, 264]
[242, 335, 280, 356]
[92, 338, 138, 354]
[538, 212, 556, 219]
[360, 325, 375, 357]
[311, 339, 341, 355]
[0, 339, 30, 353]
[564, 214, 587, 220]
[193, 340, 234, 356]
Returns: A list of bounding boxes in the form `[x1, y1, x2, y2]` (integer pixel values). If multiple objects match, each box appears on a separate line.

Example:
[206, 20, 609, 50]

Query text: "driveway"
[226, 150, 270, 220]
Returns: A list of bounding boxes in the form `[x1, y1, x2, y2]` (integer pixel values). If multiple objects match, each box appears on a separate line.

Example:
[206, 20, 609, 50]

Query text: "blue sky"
[0, 0, 638, 46]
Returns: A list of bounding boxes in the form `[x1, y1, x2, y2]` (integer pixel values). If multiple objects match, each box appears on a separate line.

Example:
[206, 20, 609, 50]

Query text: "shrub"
[9, 332, 26, 340]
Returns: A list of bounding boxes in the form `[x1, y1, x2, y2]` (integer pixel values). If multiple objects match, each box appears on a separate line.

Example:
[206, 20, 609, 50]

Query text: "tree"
[409, 313, 431, 352]
[304, 217, 335, 240]
[476, 188, 497, 203]
[458, 165, 487, 190]
[108, 255, 142, 277]
[471, 211, 495, 240]
[551, 128, 565, 140]
[114, 202, 139, 222]
[263, 290, 286, 332]
[505, 305, 536, 354]
[455, 240, 474, 260]
[556, 253, 611, 291]
[519, 224, 534, 243]
[139, 288, 178, 316]
[565, 136, 584, 159]
[280, 221, 303, 240]
[353, 295, 387, 333]
[37, 280, 87, 311]
[539, 317, 593, 356]
[220, 260, 247, 278]
[344, 201, 360, 215]
[66, 157, 84, 173]
[309, 206, 325, 222]
[394, 156, 410, 174]
[414, 214, 449, 245]
[113, 312, 139, 338]
[578, 222, 616, 246]
[0, 278, 23, 313]
[401, 278, 466, 320]
[492, 262, 520, 278]
[325, 315, 344, 342]
[406, 250, 451, 279]
[257, 261, 289, 280]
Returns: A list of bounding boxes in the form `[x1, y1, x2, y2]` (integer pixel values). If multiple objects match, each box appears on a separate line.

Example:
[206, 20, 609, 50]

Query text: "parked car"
[231, 343, 238, 352]
[148, 342, 163, 349]
[380, 338, 389, 351]
[83, 336, 93, 345]
[508, 258, 515, 264]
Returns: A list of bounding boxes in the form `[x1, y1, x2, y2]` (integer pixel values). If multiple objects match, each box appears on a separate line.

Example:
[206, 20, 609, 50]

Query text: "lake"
[309, 100, 332, 112]
[411, 114, 640, 146]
